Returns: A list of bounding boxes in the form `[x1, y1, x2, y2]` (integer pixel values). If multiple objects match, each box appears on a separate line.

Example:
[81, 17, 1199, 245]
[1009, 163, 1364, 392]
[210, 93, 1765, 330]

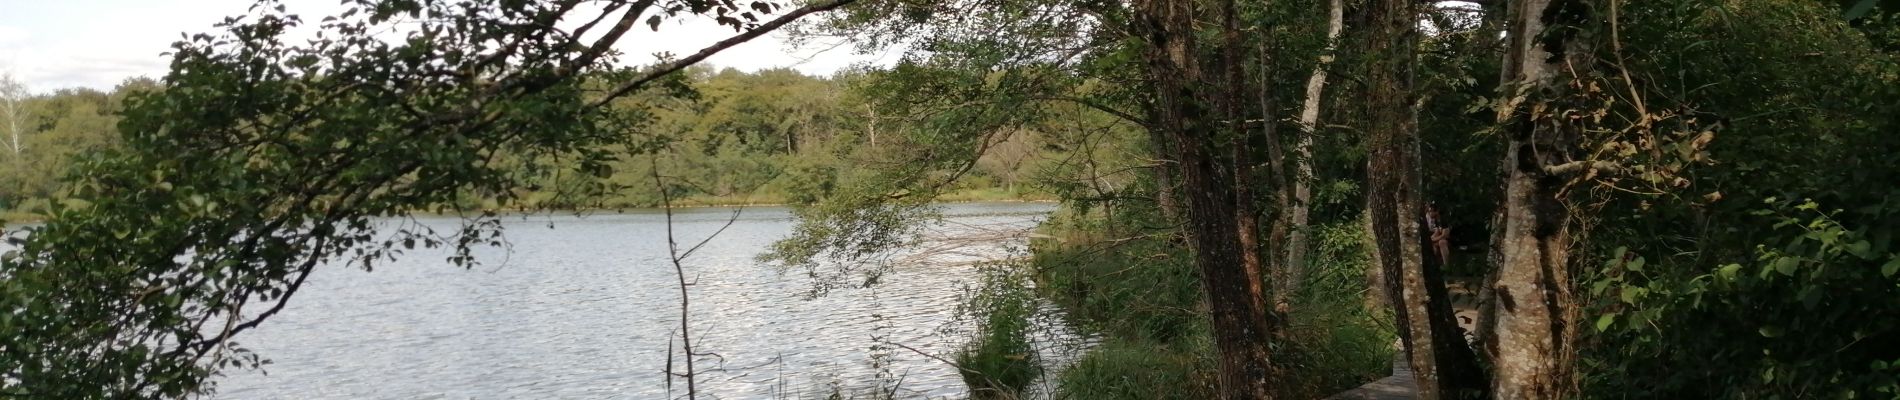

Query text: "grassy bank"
[952, 205, 1395, 399]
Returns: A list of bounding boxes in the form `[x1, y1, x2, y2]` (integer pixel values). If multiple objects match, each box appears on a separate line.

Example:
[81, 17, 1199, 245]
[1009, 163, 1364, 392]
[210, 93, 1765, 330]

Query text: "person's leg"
[1436, 240, 1451, 267]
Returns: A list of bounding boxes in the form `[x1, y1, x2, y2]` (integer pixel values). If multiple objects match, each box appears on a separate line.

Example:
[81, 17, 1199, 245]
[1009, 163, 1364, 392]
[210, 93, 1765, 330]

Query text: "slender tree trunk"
[1225, 0, 1274, 335]
[1363, 0, 1488, 397]
[4, 110, 17, 156]
[1488, 0, 1588, 396]
[3, 104, 16, 156]
[1257, 31, 1292, 316]
[1278, 0, 1343, 309]
[866, 103, 879, 150]
[0, 82, 22, 157]
[1133, 0, 1276, 397]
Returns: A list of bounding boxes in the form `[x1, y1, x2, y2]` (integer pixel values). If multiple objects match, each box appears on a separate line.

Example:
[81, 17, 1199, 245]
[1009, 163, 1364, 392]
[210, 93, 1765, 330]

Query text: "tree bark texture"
[1148, 130, 1184, 223]
[1488, 0, 1589, 396]
[1132, 0, 1276, 397]
[1362, 0, 1489, 397]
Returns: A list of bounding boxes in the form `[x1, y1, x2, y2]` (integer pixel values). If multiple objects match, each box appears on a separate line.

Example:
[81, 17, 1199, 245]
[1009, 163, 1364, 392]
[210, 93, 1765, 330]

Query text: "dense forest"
[2, 0, 1899, 399]
[0, 67, 1046, 220]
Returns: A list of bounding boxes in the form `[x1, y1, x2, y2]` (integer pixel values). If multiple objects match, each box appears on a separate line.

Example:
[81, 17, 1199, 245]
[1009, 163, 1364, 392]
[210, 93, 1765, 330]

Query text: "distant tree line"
[0, 67, 1047, 219]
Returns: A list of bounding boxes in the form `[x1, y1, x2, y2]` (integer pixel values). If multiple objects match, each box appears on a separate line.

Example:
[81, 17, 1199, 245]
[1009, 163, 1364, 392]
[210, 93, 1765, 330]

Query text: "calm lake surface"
[190, 202, 1066, 399]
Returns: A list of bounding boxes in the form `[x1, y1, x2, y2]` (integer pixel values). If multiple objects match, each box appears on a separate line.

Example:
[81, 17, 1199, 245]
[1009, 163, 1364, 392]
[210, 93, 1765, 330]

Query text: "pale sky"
[0, 0, 893, 93]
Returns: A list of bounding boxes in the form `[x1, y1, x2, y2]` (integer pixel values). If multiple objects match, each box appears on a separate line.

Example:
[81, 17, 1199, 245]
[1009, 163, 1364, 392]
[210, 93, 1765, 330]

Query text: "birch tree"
[1273, 0, 1342, 309]
[0, 72, 27, 157]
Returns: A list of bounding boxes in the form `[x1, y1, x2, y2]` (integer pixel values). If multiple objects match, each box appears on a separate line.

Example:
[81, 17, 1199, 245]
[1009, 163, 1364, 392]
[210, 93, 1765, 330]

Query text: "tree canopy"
[3, 0, 1900, 398]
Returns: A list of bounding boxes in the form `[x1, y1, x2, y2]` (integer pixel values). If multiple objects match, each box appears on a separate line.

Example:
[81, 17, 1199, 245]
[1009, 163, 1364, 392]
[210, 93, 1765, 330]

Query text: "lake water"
[191, 202, 1068, 399]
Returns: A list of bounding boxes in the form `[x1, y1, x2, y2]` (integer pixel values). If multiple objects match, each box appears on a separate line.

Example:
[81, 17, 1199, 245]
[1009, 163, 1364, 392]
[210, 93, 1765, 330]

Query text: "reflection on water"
[193, 202, 1071, 399]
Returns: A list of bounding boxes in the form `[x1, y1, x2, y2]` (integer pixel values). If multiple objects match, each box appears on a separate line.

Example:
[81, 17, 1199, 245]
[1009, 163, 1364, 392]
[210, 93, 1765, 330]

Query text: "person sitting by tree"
[1426, 202, 1451, 267]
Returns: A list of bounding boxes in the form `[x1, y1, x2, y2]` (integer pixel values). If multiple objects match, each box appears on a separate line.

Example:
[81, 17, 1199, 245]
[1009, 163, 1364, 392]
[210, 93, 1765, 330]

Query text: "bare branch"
[1543, 160, 1624, 176]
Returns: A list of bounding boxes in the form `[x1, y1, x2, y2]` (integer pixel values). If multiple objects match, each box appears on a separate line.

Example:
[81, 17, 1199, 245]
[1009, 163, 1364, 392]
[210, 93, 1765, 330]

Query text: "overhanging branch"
[584, 0, 862, 111]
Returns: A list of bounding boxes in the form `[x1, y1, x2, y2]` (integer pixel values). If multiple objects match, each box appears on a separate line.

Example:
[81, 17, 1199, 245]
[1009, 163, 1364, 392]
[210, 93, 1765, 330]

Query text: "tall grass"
[953, 264, 1044, 399]
[1005, 206, 1394, 399]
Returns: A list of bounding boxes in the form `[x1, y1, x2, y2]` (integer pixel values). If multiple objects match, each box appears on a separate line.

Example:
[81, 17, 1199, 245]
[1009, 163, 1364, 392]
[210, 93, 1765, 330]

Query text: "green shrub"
[1030, 208, 1395, 398]
[955, 264, 1043, 399]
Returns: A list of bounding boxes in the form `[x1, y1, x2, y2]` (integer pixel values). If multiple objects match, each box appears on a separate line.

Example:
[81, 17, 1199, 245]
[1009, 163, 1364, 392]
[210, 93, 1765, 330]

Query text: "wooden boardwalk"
[1328, 279, 1482, 400]
[1325, 356, 1416, 400]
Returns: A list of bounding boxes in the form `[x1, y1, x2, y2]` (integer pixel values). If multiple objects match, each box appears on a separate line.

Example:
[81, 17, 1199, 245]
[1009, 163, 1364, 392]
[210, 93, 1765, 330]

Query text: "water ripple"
[211, 203, 1073, 399]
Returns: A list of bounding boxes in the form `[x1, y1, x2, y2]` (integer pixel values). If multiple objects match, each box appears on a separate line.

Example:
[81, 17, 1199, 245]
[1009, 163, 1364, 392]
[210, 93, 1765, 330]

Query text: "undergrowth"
[961, 205, 1395, 399]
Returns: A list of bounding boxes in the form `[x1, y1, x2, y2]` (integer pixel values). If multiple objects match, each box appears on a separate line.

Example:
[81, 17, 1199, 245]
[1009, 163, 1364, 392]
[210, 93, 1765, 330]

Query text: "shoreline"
[2, 198, 1061, 226]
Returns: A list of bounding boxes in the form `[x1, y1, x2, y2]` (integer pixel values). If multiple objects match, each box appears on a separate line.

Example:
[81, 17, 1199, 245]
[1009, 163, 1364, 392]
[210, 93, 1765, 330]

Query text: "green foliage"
[953, 264, 1043, 399]
[0, 67, 1055, 219]
[1574, 0, 1900, 397]
[1029, 207, 1395, 398]
[1586, 197, 1900, 398]
[1056, 338, 1218, 400]
[1030, 207, 1206, 344]
[1271, 222, 1398, 398]
[0, 0, 867, 396]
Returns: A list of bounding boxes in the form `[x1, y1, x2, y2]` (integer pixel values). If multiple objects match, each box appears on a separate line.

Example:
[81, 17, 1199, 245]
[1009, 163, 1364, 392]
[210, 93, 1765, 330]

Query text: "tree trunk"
[1132, 0, 1276, 397]
[1149, 130, 1183, 222]
[1257, 33, 1291, 316]
[864, 102, 881, 151]
[0, 75, 23, 157]
[1278, 0, 1342, 309]
[1224, 0, 1274, 338]
[1362, 0, 1488, 397]
[1475, 202, 1506, 358]
[1488, 0, 1588, 396]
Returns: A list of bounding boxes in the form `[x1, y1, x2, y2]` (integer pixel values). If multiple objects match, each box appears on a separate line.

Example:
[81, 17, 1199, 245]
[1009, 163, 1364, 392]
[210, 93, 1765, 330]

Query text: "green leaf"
[1774, 257, 1800, 276]
[1626, 256, 1646, 272]
[1718, 264, 1743, 281]
[1846, 240, 1874, 259]
[1596, 313, 1619, 332]
[1881, 257, 1900, 278]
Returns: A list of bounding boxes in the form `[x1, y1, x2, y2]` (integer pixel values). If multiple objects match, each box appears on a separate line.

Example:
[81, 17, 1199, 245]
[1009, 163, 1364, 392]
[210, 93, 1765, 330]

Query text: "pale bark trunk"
[1278, 0, 1342, 308]
[1488, 0, 1586, 396]
[1491, 148, 1575, 399]
[1363, 209, 1389, 311]
[1, 74, 25, 157]
[4, 107, 17, 156]
[866, 104, 878, 150]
